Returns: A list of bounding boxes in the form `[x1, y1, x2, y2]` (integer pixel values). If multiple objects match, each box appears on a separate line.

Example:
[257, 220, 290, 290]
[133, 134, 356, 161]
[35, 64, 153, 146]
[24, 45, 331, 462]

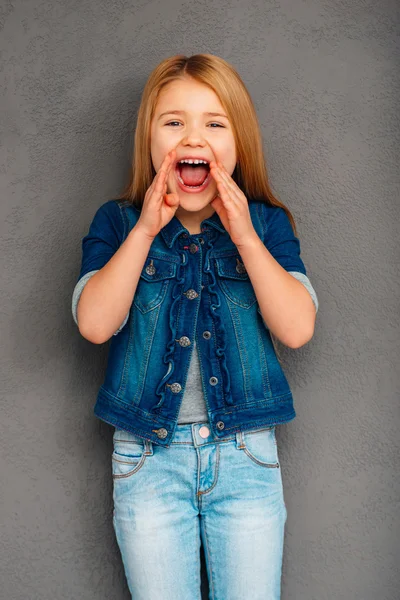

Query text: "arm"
[77, 226, 153, 344]
[237, 206, 318, 349]
[72, 201, 153, 344]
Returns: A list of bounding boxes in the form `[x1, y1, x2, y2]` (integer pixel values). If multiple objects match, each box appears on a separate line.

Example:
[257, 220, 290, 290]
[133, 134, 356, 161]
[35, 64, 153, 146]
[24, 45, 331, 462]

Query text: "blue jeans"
[112, 421, 287, 599]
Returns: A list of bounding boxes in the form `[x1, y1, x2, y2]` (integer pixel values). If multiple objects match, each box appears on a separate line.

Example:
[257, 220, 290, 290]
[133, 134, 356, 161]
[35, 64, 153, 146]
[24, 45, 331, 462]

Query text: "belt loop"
[235, 431, 245, 449]
[144, 439, 154, 455]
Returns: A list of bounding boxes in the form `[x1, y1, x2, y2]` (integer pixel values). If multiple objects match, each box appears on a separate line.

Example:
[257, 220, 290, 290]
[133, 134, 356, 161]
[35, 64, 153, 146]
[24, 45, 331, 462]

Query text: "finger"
[158, 151, 175, 177]
[154, 168, 170, 198]
[155, 150, 175, 180]
[145, 170, 167, 208]
[216, 162, 235, 190]
[210, 165, 239, 208]
[212, 175, 234, 208]
[153, 152, 175, 191]
[214, 164, 242, 205]
[145, 151, 176, 206]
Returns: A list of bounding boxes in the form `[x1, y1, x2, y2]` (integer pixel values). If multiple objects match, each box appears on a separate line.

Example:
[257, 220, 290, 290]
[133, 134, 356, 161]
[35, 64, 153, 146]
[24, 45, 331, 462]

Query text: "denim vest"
[73, 198, 315, 447]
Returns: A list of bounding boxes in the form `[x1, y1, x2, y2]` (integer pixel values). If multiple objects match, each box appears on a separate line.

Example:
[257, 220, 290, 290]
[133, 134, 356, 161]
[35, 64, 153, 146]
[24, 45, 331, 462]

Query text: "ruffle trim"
[152, 251, 187, 409]
[151, 237, 233, 409]
[203, 238, 233, 405]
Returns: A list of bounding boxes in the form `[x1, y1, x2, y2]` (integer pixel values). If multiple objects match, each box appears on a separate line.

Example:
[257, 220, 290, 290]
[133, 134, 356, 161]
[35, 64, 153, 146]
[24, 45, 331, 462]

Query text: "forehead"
[155, 78, 224, 112]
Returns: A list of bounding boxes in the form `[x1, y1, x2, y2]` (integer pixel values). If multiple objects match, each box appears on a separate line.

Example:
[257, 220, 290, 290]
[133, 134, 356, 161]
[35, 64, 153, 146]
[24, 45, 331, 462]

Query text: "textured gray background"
[1, 0, 399, 598]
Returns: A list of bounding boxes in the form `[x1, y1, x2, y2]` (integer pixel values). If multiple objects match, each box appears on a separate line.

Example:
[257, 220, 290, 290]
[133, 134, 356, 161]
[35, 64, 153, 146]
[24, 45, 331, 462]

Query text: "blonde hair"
[119, 53, 298, 237]
[119, 53, 297, 358]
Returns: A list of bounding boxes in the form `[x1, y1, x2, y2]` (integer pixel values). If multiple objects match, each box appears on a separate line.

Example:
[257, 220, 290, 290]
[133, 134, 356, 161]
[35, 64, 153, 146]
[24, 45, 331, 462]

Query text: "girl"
[72, 54, 318, 600]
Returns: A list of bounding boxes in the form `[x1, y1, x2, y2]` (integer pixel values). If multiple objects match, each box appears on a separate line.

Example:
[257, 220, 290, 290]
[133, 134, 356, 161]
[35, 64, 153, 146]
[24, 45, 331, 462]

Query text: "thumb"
[164, 192, 180, 210]
[211, 196, 229, 231]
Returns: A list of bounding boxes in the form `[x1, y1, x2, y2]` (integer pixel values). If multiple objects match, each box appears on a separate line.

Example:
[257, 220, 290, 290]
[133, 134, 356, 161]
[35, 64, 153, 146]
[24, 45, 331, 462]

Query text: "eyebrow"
[157, 110, 229, 120]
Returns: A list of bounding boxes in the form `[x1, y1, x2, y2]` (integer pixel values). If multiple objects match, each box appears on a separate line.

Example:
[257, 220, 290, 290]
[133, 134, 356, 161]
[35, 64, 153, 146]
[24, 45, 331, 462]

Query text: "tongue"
[179, 164, 209, 187]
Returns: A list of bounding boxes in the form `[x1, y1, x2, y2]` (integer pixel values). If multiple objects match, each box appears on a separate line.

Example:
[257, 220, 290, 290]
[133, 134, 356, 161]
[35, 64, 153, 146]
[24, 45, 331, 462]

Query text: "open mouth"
[175, 159, 212, 193]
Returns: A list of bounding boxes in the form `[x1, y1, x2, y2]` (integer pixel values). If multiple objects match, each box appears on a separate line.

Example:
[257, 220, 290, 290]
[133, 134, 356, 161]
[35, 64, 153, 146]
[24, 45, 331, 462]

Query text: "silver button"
[216, 421, 225, 430]
[199, 426, 210, 438]
[199, 237, 204, 244]
[184, 289, 199, 300]
[145, 259, 156, 275]
[154, 428, 168, 439]
[189, 243, 198, 253]
[178, 336, 191, 347]
[209, 376, 218, 385]
[168, 382, 182, 393]
[203, 331, 211, 339]
[235, 258, 246, 274]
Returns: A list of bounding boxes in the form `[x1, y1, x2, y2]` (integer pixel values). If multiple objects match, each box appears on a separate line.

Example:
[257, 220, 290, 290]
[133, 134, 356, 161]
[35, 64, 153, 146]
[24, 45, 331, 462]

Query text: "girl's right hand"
[136, 150, 180, 240]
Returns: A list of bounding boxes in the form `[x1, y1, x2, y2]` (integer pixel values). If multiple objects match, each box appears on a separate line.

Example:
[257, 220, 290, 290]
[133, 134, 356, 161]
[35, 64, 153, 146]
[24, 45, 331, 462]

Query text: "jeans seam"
[202, 517, 215, 600]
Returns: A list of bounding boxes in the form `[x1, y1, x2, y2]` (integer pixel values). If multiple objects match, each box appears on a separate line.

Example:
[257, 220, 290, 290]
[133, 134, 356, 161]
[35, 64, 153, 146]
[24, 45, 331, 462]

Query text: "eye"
[164, 122, 225, 128]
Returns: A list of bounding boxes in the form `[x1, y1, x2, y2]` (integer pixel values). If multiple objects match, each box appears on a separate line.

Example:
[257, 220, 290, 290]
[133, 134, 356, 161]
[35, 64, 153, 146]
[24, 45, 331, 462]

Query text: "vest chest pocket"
[133, 255, 177, 314]
[214, 254, 257, 309]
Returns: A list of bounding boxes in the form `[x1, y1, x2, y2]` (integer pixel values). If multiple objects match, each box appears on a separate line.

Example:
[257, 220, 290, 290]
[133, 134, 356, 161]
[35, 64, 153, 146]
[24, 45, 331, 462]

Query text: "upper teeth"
[178, 159, 208, 165]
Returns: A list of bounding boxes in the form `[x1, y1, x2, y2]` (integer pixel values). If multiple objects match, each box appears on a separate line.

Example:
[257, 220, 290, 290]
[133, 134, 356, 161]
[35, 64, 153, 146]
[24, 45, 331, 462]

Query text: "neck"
[175, 204, 216, 234]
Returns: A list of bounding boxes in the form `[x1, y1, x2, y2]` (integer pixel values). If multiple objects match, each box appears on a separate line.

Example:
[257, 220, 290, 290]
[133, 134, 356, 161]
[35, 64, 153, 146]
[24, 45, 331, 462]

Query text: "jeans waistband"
[114, 421, 273, 448]
[171, 421, 236, 446]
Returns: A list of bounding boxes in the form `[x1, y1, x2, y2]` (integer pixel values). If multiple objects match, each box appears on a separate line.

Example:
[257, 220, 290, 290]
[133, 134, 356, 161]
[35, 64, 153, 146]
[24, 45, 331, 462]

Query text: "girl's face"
[150, 77, 237, 217]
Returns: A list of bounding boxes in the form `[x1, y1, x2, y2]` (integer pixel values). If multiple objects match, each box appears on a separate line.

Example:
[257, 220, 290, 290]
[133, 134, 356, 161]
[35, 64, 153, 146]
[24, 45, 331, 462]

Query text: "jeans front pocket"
[241, 426, 280, 468]
[112, 429, 150, 479]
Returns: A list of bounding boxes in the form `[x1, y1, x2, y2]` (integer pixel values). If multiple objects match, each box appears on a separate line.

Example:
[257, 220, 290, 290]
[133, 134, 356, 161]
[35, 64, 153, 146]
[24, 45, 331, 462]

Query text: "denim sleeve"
[72, 200, 129, 336]
[263, 205, 307, 275]
[76, 200, 125, 280]
[287, 271, 319, 313]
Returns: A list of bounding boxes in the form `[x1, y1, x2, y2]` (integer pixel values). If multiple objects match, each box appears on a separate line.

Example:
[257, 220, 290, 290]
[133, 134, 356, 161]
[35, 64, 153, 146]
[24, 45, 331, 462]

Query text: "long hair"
[119, 53, 299, 358]
[119, 53, 298, 237]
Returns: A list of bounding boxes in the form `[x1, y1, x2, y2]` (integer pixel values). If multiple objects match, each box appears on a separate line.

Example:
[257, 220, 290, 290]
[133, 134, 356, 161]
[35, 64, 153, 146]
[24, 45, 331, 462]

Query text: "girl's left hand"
[209, 161, 258, 248]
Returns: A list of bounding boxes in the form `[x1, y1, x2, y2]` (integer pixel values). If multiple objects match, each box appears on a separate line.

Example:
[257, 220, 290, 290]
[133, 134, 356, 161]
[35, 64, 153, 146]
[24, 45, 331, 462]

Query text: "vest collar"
[160, 209, 226, 248]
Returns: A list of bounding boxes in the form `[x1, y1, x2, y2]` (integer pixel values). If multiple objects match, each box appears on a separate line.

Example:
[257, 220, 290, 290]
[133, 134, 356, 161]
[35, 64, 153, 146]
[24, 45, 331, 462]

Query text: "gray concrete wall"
[1, 1, 399, 598]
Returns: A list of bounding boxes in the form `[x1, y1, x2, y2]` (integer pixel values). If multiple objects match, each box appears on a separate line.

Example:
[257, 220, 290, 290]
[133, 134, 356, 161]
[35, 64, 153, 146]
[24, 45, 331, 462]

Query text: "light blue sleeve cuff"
[287, 271, 319, 313]
[71, 270, 130, 336]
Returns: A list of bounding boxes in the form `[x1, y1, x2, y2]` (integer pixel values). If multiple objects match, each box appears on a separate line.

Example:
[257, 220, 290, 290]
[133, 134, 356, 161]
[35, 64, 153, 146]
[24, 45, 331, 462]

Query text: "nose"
[181, 123, 207, 146]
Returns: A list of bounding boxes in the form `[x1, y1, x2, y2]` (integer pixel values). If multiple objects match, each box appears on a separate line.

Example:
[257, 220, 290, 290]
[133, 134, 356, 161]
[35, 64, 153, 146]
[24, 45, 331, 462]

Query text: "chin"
[177, 193, 215, 209]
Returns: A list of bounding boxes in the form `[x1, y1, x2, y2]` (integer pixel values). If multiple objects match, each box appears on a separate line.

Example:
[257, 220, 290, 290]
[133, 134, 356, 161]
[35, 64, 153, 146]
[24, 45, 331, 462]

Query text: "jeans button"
[199, 426, 210, 438]
[216, 421, 225, 430]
